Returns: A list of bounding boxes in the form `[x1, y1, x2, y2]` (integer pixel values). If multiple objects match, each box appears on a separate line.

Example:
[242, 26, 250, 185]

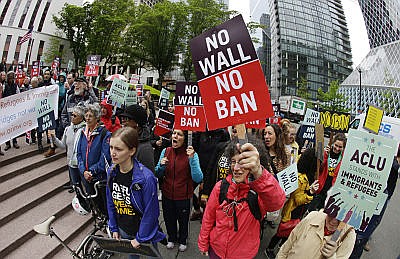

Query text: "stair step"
[0, 167, 69, 223]
[0, 188, 75, 257]
[0, 158, 67, 200]
[0, 151, 65, 181]
[5, 208, 93, 259]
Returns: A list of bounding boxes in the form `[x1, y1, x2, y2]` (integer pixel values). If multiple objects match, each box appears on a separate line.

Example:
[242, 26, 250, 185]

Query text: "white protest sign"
[326, 129, 396, 230]
[303, 108, 320, 126]
[108, 78, 129, 108]
[0, 85, 59, 144]
[276, 163, 298, 195]
[125, 86, 137, 106]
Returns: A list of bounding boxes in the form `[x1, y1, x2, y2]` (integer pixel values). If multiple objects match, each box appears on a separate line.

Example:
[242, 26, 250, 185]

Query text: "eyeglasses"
[71, 114, 78, 118]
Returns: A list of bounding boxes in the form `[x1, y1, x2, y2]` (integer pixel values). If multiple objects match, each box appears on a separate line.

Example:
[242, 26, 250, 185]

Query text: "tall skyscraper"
[257, 13, 272, 87]
[359, 0, 400, 48]
[339, 0, 400, 117]
[269, 0, 353, 100]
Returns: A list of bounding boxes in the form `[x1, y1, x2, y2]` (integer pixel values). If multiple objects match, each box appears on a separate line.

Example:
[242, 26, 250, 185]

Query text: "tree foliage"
[43, 36, 65, 64]
[317, 80, 350, 112]
[53, 3, 91, 67]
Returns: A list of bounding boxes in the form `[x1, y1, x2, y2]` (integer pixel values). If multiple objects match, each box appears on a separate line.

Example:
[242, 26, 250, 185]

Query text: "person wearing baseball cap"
[120, 104, 155, 172]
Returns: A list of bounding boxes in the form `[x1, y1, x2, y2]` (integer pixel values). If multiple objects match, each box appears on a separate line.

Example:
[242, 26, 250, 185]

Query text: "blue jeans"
[118, 228, 159, 259]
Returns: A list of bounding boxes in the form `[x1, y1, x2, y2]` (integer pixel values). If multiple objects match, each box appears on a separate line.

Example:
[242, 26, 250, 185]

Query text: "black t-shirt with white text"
[112, 169, 141, 236]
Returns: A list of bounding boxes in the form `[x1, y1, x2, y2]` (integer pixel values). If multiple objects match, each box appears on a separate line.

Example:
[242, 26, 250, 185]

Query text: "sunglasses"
[71, 114, 80, 118]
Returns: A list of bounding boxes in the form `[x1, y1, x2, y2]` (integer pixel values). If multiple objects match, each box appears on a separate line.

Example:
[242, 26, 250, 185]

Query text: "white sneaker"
[166, 242, 174, 249]
[178, 244, 187, 252]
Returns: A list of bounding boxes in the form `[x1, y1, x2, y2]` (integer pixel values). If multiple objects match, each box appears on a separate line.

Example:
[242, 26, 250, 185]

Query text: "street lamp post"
[357, 68, 362, 113]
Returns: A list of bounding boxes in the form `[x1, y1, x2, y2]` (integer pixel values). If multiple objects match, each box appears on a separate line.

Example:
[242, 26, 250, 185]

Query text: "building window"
[14, 37, 22, 61]
[8, 0, 23, 26]
[0, 0, 13, 25]
[37, 40, 45, 61]
[3, 35, 12, 59]
[28, 0, 42, 29]
[18, 0, 33, 28]
[38, 0, 51, 32]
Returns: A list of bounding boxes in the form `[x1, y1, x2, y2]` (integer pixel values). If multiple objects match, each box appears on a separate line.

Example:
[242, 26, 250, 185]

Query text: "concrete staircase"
[0, 143, 93, 259]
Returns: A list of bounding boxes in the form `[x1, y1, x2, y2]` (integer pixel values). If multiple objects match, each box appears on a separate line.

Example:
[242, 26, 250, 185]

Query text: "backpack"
[218, 178, 262, 232]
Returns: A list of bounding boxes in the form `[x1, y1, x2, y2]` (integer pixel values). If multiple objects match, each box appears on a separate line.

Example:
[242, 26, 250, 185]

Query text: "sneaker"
[178, 244, 187, 252]
[264, 249, 275, 259]
[4, 144, 11, 151]
[166, 242, 174, 249]
[13, 143, 20, 149]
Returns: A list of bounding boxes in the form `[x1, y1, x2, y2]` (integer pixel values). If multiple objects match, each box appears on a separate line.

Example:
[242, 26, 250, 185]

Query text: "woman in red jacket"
[198, 140, 286, 259]
[100, 99, 121, 133]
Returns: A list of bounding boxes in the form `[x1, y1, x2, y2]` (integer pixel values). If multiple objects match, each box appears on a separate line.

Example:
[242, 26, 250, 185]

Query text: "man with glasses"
[61, 77, 96, 129]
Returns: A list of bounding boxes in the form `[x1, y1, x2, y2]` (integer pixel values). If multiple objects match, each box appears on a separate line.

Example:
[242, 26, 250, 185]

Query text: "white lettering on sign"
[215, 91, 257, 119]
[216, 70, 243, 94]
[183, 107, 197, 116]
[181, 117, 200, 127]
[184, 84, 198, 94]
[177, 96, 203, 106]
[205, 29, 230, 52]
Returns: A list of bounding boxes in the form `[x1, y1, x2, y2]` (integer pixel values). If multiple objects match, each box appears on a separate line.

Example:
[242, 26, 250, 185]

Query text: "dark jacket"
[106, 158, 166, 243]
[155, 146, 203, 200]
[76, 125, 111, 180]
[3, 81, 19, 97]
[136, 126, 155, 173]
[61, 91, 96, 127]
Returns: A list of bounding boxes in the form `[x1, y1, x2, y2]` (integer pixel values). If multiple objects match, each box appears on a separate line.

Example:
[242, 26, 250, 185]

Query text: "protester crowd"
[1, 60, 399, 259]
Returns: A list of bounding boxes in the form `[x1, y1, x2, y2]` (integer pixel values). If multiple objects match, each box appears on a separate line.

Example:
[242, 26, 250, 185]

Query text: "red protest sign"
[154, 109, 174, 138]
[246, 119, 265, 129]
[84, 55, 101, 77]
[174, 82, 206, 131]
[135, 84, 143, 97]
[190, 15, 273, 130]
[31, 61, 40, 77]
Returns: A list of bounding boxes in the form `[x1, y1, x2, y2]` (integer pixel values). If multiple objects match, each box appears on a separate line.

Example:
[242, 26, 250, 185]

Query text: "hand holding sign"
[236, 142, 263, 180]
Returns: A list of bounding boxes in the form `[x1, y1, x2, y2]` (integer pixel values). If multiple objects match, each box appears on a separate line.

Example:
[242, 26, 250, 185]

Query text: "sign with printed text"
[246, 119, 266, 129]
[0, 85, 58, 144]
[154, 109, 174, 138]
[136, 84, 143, 97]
[174, 82, 206, 131]
[158, 88, 171, 111]
[31, 61, 40, 77]
[319, 110, 351, 133]
[125, 85, 137, 106]
[298, 125, 316, 142]
[67, 59, 74, 72]
[51, 58, 60, 80]
[130, 74, 140, 84]
[272, 103, 281, 117]
[276, 163, 299, 195]
[108, 78, 129, 108]
[84, 55, 101, 77]
[363, 104, 384, 134]
[303, 108, 320, 126]
[36, 111, 56, 132]
[190, 14, 273, 130]
[325, 129, 396, 231]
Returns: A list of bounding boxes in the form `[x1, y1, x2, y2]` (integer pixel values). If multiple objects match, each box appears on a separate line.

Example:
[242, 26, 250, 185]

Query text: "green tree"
[380, 89, 396, 116]
[87, 0, 135, 72]
[131, 1, 188, 87]
[317, 80, 350, 112]
[297, 77, 315, 108]
[181, 0, 232, 81]
[53, 3, 91, 67]
[43, 35, 65, 64]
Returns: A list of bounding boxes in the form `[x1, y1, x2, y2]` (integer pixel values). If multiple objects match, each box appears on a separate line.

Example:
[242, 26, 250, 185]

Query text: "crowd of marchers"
[1, 59, 399, 259]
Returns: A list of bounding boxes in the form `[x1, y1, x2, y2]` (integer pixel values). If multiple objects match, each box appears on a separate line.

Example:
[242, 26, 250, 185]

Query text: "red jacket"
[198, 169, 285, 258]
[317, 150, 343, 194]
[100, 99, 121, 133]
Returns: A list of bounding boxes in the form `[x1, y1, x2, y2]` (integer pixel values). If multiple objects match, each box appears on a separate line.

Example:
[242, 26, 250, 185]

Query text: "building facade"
[257, 13, 272, 87]
[269, 0, 353, 100]
[339, 0, 400, 117]
[359, 0, 400, 49]
[0, 0, 80, 70]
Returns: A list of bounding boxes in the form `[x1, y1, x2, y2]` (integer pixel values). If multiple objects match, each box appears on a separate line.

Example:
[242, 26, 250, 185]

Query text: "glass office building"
[339, 0, 400, 117]
[269, 0, 353, 100]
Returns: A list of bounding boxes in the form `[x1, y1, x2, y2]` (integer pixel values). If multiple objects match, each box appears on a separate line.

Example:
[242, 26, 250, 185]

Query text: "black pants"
[6, 138, 17, 146]
[162, 197, 190, 245]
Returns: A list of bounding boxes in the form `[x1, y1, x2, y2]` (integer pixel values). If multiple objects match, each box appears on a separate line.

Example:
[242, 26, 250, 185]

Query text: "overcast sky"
[229, 0, 370, 68]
